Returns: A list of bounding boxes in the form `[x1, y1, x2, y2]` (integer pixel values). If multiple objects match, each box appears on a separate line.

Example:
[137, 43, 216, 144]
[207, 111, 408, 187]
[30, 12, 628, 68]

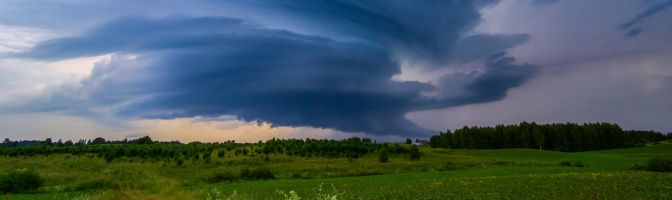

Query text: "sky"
[0, 0, 671, 142]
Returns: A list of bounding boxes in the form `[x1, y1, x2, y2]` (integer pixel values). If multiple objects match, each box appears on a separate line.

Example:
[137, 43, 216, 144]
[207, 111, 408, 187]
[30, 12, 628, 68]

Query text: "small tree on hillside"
[405, 138, 412, 144]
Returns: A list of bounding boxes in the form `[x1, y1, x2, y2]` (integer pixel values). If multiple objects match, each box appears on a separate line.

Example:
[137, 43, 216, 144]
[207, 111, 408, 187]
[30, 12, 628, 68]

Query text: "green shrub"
[437, 161, 457, 171]
[494, 160, 510, 166]
[574, 161, 585, 167]
[74, 179, 115, 191]
[206, 171, 238, 183]
[0, 169, 44, 194]
[409, 146, 420, 161]
[559, 161, 572, 166]
[647, 157, 672, 172]
[378, 151, 389, 163]
[240, 168, 274, 180]
[631, 163, 647, 170]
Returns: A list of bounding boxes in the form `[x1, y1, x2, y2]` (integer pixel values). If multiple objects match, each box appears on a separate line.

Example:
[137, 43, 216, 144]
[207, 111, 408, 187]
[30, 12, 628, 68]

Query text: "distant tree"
[405, 138, 412, 144]
[64, 140, 74, 146]
[532, 126, 544, 150]
[133, 136, 153, 145]
[2, 138, 10, 145]
[91, 137, 106, 145]
[41, 138, 52, 146]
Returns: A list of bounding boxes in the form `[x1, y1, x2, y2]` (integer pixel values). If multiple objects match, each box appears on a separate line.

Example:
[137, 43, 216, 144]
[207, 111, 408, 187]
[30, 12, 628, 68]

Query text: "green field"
[1, 143, 671, 200]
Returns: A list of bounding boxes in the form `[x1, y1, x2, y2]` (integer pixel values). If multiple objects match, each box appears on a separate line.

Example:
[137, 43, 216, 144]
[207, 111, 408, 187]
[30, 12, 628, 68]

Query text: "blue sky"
[0, 0, 671, 142]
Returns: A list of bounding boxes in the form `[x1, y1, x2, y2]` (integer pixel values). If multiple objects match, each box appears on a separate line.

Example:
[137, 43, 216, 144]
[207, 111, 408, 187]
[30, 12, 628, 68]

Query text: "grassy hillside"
[1, 142, 671, 199]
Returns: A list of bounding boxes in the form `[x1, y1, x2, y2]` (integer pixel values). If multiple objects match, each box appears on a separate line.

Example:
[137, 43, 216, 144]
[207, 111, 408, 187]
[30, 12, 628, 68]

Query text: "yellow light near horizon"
[135, 117, 356, 143]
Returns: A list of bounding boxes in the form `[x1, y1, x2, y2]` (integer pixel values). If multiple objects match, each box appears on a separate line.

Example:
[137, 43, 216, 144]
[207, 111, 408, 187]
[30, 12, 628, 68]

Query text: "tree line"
[429, 122, 670, 152]
[0, 136, 179, 148]
[0, 136, 420, 162]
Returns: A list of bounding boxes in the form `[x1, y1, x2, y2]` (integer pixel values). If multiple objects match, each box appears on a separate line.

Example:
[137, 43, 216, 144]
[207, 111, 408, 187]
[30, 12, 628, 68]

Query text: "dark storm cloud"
[619, 0, 672, 37]
[243, 0, 513, 66]
[624, 28, 643, 37]
[429, 53, 537, 109]
[620, 0, 672, 30]
[13, 0, 537, 136]
[458, 54, 538, 105]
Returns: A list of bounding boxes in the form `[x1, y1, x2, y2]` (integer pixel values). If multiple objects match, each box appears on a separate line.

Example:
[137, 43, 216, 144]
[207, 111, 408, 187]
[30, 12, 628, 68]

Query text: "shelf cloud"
[7, 0, 537, 136]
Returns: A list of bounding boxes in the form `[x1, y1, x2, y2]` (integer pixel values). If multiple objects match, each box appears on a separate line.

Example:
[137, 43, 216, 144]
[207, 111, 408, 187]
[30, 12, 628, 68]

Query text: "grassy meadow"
[1, 142, 671, 199]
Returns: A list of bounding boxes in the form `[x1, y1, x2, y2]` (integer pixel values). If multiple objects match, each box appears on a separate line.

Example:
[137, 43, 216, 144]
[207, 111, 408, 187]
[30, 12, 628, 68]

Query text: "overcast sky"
[0, 0, 671, 142]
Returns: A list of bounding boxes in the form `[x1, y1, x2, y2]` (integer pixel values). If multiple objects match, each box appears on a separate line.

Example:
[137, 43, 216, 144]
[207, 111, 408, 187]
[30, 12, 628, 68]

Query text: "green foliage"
[436, 161, 457, 171]
[206, 171, 238, 183]
[378, 150, 389, 163]
[429, 122, 668, 152]
[646, 157, 672, 172]
[630, 163, 647, 170]
[405, 138, 412, 144]
[240, 168, 274, 180]
[276, 183, 344, 200]
[559, 161, 572, 166]
[204, 188, 239, 200]
[74, 179, 115, 191]
[1, 137, 671, 199]
[0, 169, 44, 194]
[573, 161, 585, 167]
[409, 145, 420, 161]
[133, 136, 154, 145]
[90, 137, 106, 145]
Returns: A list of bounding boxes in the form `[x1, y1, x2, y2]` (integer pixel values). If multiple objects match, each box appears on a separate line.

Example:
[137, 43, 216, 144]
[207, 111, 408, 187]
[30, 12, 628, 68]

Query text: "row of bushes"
[206, 168, 275, 183]
[378, 145, 420, 163]
[1, 137, 396, 161]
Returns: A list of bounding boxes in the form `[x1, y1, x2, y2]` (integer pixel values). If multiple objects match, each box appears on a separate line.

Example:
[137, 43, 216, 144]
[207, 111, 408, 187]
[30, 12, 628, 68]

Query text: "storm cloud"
[620, 0, 672, 37]
[9, 0, 537, 136]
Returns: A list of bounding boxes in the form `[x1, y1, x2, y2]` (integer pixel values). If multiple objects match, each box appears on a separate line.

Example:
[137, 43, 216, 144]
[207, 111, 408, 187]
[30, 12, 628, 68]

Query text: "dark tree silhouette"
[430, 122, 667, 152]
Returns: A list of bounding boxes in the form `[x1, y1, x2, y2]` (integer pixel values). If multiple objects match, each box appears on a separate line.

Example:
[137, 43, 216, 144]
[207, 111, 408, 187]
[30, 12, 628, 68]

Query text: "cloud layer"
[7, 0, 537, 136]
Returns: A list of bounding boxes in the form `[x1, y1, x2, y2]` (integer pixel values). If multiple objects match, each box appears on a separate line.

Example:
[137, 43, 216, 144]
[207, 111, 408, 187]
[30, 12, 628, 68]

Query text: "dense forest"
[429, 122, 670, 152]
